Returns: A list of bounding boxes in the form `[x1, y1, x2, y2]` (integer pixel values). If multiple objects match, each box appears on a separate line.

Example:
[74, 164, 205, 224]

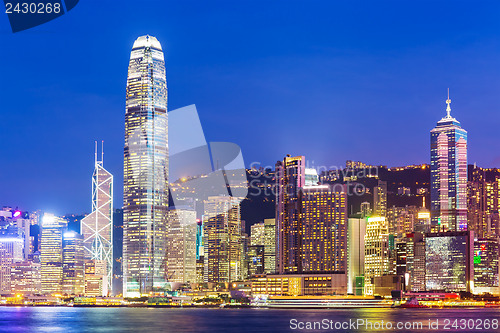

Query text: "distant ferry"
[262, 296, 393, 308]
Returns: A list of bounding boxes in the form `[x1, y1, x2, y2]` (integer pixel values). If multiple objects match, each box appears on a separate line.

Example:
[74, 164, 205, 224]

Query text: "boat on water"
[399, 297, 429, 308]
[262, 296, 393, 308]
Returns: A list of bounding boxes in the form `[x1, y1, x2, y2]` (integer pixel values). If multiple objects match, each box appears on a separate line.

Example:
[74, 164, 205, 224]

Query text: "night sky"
[1, 1, 500, 214]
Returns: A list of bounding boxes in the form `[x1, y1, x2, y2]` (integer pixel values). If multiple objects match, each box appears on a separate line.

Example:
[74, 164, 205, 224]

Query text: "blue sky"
[1, 0, 500, 214]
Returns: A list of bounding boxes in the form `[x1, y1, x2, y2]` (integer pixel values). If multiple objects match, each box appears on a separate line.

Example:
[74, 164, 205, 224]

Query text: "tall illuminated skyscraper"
[364, 216, 390, 296]
[81, 142, 113, 294]
[62, 231, 85, 295]
[40, 213, 67, 295]
[275, 155, 305, 274]
[430, 91, 467, 231]
[123, 35, 169, 296]
[203, 196, 242, 283]
[263, 218, 276, 274]
[166, 208, 197, 283]
[299, 185, 347, 273]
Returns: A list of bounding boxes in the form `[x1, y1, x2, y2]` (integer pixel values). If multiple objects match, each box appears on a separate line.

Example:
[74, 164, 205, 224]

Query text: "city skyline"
[3, 1, 500, 214]
[2, 3, 500, 330]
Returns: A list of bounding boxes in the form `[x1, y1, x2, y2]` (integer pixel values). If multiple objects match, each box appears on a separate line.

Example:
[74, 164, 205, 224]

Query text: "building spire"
[446, 88, 451, 117]
[101, 140, 104, 164]
[94, 141, 98, 165]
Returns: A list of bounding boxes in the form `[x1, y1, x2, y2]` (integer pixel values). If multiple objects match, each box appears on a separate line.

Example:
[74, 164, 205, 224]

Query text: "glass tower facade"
[81, 143, 113, 294]
[430, 94, 468, 231]
[425, 231, 474, 292]
[123, 35, 168, 296]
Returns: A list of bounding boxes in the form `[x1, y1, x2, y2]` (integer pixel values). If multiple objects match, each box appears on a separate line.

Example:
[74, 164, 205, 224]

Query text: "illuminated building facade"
[473, 238, 499, 295]
[251, 273, 347, 296]
[263, 218, 276, 274]
[11, 260, 41, 295]
[240, 232, 250, 281]
[347, 215, 366, 295]
[81, 142, 113, 294]
[203, 196, 242, 283]
[467, 166, 500, 239]
[166, 208, 197, 283]
[364, 216, 391, 296]
[395, 232, 425, 292]
[387, 206, 418, 237]
[430, 93, 467, 231]
[425, 231, 474, 293]
[62, 231, 85, 295]
[84, 260, 107, 296]
[250, 222, 265, 246]
[275, 155, 305, 274]
[0, 221, 10, 292]
[123, 35, 169, 296]
[247, 245, 264, 277]
[40, 214, 67, 295]
[373, 181, 387, 217]
[415, 209, 432, 234]
[299, 186, 347, 273]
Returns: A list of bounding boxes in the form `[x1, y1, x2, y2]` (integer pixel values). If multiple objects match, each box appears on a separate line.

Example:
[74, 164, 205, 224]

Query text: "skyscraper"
[364, 216, 390, 296]
[299, 185, 347, 273]
[123, 35, 168, 296]
[166, 208, 197, 283]
[62, 231, 85, 295]
[81, 142, 113, 293]
[40, 213, 67, 295]
[347, 215, 366, 295]
[275, 155, 305, 274]
[263, 218, 276, 274]
[203, 196, 242, 283]
[425, 231, 474, 293]
[250, 222, 265, 246]
[430, 91, 468, 231]
[373, 180, 387, 217]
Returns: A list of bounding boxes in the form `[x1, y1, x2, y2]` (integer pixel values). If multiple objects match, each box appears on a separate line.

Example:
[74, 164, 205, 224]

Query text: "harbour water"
[0, 307, 499, 332]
